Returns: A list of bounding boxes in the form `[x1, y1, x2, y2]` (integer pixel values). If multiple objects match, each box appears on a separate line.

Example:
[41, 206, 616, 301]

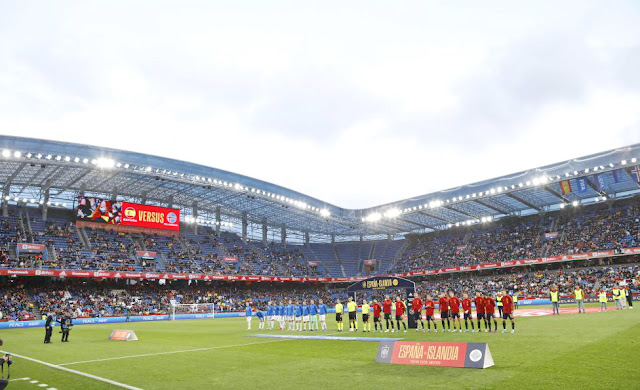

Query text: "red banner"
[222, 256, 238, 262]
[377, 341, 494, 369]
[136, 251, 157, 258]
[307, 261, 320, 266]
[16, 243, 46, 251]
[391, 342, 467, 366]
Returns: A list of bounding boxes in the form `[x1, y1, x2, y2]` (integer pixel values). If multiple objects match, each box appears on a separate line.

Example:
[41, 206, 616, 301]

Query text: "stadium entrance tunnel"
[347, 277, 417, 329]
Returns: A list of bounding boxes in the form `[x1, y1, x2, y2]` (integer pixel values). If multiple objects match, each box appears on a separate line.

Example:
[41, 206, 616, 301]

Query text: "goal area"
[169, 302, 215, 320]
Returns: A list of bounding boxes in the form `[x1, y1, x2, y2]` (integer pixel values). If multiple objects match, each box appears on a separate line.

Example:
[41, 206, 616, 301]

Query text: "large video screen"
[76, 197, 180, 231]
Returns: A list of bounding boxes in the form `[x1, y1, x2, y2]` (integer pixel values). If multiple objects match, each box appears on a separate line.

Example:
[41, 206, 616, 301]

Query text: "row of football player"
[244, 291, 516, 334]
[244, 299, 332, 331]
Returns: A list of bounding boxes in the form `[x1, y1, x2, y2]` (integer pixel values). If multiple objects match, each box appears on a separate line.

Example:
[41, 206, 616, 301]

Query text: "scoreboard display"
[76, 197, 180, 231]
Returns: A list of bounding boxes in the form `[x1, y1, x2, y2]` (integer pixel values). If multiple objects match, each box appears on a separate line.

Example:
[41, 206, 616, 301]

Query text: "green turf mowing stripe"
[0, 349, 143, 390]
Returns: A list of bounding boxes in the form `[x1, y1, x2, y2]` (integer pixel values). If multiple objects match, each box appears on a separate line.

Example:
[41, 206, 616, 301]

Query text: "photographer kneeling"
[0, 338, 11, 390]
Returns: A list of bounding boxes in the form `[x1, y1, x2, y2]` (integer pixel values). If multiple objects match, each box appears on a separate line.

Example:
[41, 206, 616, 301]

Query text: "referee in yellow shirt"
[347, 297, 358, 332]
[361, 299, 371, 332]
[335, 299, 344, 331]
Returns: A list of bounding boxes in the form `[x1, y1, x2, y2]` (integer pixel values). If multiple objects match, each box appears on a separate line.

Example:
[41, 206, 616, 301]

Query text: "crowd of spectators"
[390, 204, 640, 274]
[0, 202, 638, 278]
[0, 260, 637, 321]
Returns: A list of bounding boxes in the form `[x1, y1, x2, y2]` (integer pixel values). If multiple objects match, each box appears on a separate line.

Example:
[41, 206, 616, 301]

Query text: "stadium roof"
[0, 135, 639, 241]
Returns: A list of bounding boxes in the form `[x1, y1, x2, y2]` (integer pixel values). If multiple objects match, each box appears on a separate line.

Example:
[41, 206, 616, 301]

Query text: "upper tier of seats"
[0, 200, 638, 277]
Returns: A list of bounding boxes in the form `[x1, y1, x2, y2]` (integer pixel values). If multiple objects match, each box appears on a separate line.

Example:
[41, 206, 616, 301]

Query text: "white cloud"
[0, 1, 639, 208]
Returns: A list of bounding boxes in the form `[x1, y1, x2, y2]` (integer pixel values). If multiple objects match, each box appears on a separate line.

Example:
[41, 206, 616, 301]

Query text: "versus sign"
[376, 341, 494, 369]
[77, 196, 180, 232]
[120, 202, 180, 231]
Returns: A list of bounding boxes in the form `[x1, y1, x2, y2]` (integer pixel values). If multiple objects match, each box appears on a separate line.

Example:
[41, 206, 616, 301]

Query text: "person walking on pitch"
[44, 311, 54, 343]
[599, 289, 608, 312]
[245, 302, 253, 330]
[256, 310, 265, 330]
[574, 286, 586, 314]
[550, 286, 560, 315]
[613, 286, 623, 310]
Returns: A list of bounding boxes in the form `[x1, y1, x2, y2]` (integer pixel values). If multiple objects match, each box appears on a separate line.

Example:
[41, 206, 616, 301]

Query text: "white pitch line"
[59, 332, 342, 366]
[0, 350, 143, 390]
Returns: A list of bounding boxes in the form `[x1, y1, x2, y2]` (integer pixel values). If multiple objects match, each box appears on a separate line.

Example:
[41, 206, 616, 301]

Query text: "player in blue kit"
[256, 310, 265, 330]
[276, 302, 284, 330]
[286, 300, 295, 331]
[295, 301, 303, 331]
[318, 299, 328, 331]
[245, 302, 252, 330]
[309, 299, 319, 331]
[266, 301, 275, 330]
[302, 300, 310, 331]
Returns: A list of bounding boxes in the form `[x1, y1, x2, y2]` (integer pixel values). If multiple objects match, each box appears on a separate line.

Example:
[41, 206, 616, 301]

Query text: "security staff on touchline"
[44, 311, 54, 343]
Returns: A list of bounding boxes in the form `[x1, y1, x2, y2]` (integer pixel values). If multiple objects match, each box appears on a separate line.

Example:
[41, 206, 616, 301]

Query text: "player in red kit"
[382, 295, 394, 332]
[411, 294, 425, 332]
[500, 290, 515, 333]
[461, 293, 475, 333]
[474, 292, 486, 332]
[424, 295, 437, 332]
[438, 292, 450, 331]
[394, 296, 407, 332]
[448, 291, 461, 332]
[484, 292, 498, 333]
[372, 299, 383, 332]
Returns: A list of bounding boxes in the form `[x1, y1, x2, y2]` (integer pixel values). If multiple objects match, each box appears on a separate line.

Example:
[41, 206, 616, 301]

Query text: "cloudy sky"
[1, 1, 639, 209]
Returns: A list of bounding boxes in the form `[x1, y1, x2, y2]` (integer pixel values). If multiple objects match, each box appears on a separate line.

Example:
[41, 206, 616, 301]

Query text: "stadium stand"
[0, 199, 639, 279]
[1, 260, 637, 321]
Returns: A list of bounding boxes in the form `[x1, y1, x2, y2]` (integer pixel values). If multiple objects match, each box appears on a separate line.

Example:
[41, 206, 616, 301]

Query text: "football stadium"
[2, 2, 640, 390]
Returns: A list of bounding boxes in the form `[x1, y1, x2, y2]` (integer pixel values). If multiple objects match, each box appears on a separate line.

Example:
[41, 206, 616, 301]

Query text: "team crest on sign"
[392, 279, 398, 286]
[381, 345, 390, 359]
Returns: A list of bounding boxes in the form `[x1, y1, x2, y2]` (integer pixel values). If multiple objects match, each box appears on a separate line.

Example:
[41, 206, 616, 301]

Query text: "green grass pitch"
[2, 305, 639, 390]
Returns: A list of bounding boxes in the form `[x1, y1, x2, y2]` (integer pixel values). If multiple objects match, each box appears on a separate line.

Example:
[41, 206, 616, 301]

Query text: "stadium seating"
[0, 202, 638, 278]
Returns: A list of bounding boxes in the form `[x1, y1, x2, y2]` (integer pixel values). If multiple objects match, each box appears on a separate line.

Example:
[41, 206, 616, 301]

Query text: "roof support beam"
[444, 205, 475, 219]
[473, 199, 508, 214]
[543, 185, 568, 202]
[398, 217, 434, 229]
[53, 169, 92, 195]
[417, 210, 449, 223]
[506, 192, 541, 211]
